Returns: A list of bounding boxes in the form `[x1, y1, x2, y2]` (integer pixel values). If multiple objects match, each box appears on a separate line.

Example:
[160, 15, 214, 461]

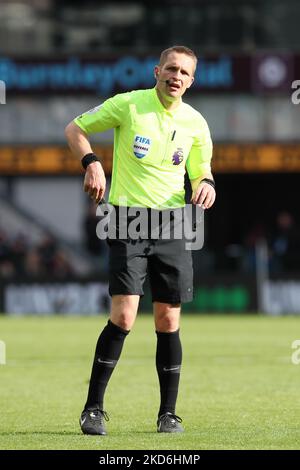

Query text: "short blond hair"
[159, 45, 197, 71]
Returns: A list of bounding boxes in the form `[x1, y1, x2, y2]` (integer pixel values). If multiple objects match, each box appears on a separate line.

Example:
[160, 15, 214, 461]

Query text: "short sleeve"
[73, 93, 128, 135]
[186, 118, 213, 180]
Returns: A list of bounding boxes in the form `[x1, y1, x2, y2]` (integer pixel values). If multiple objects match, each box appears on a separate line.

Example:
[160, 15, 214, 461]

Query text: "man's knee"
[154, 302, 181, 332]
[111, 313, 133, 331]
[110, 295, 139, 330]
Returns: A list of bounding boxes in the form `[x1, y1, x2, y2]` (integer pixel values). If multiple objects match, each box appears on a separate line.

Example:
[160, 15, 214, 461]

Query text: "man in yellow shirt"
[65, 45, 216, 435]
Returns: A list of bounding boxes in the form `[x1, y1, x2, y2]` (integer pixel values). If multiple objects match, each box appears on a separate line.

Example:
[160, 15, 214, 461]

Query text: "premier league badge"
[172, 148, 184, 165]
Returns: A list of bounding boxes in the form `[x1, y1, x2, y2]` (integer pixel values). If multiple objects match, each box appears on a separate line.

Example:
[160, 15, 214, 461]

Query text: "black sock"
[85, 319, 129, 410]
[156, 329, 182, 417]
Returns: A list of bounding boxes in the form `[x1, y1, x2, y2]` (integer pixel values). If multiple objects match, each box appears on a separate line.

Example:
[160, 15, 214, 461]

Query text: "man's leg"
[154, 302, 184, 432]
[80, 294, 139, 435]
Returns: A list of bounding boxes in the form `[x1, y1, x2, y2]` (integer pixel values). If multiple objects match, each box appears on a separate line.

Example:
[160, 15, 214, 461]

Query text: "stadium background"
[1, 0, 299, 316]
[1, 0, 300, 453]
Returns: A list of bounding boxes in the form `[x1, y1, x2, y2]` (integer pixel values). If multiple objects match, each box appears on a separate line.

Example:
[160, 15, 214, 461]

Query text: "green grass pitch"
[0, 314, 300, 450]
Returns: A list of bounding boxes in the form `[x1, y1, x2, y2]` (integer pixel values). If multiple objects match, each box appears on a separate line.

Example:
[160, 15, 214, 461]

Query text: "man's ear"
[154, 65, 160, 79]
[186, 77, 194, 88]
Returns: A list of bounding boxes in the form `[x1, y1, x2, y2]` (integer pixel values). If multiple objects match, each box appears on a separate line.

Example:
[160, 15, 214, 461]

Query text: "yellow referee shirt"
[74, 87, 213, 209]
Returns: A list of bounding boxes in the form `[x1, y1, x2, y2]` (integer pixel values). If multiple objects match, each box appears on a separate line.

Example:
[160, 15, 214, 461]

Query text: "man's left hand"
[191, 181, 216, 209]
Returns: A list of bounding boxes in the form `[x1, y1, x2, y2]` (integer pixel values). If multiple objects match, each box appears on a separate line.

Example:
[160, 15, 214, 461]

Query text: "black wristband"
[201, 178, 215, 189]
[81, 153, 100, 170]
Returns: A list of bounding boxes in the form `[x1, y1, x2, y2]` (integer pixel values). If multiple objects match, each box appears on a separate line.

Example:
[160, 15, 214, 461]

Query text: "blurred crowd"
[1, 209, 299, 281]
[210, 210, 300, 276]
[244, 211, 300, 275]
[0, 230, 74, 280]
[83, 202, 109, 274]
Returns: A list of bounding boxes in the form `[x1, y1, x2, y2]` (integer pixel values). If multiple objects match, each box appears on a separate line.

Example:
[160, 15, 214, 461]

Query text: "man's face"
[154, 52, 195, 99]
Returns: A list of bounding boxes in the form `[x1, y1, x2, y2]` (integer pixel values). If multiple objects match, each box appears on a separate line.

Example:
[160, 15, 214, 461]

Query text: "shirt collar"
[151, 87, 182, 116]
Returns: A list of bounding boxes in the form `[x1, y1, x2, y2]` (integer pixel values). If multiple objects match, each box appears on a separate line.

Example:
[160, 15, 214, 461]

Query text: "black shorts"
[106, 206, 193, 304]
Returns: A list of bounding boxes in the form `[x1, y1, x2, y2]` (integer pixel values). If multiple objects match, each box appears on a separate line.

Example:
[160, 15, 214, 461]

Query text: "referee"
[65, 45, 216, 435]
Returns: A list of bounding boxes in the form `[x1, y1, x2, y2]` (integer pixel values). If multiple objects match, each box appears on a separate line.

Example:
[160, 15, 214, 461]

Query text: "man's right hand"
[83, 161, 106, 204]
